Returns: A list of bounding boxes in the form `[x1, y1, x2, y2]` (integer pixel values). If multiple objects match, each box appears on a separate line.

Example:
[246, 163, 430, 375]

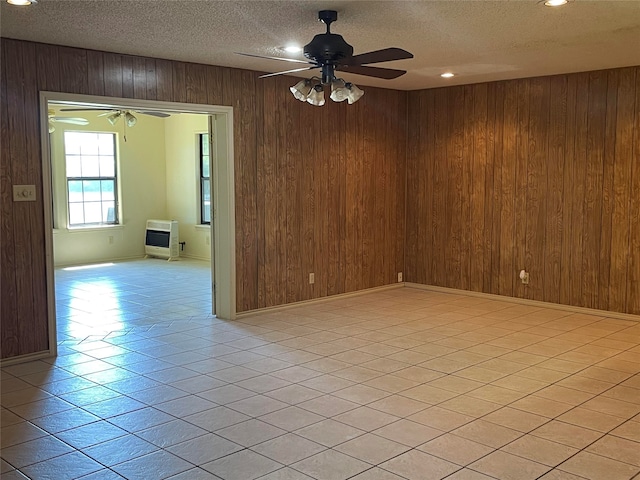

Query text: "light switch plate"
[13, 185, 37, 202]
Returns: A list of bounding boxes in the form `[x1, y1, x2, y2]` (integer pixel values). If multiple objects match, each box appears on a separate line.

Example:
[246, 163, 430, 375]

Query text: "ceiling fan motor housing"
[304, 10, 353, 67]
[304, 34, 354, 63]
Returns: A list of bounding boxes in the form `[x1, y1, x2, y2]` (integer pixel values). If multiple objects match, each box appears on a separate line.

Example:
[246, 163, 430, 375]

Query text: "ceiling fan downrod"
[318, 9, 338, 32]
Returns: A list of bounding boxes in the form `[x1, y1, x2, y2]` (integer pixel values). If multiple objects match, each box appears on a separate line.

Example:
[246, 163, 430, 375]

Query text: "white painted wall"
[51, 110, 167, 266]
[164, 114, 211, 260]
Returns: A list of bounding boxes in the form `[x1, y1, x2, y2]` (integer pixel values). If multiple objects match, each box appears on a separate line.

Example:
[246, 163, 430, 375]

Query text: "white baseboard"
[406, 282, 640, 322]
[236, 283, 405, 319]
[180, 254, 211, 262]
[54, 255, 143, 268]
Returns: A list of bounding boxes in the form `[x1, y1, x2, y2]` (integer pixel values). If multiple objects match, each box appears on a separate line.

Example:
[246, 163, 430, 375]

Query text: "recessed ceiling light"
[7, 0, 37, 5]
[283, 45, 302, 54]
[441, 72, 455, 78]
[543, 0, 568, 6]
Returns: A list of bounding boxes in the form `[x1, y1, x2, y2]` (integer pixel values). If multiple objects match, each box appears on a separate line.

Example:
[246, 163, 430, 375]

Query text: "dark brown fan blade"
[341, 48, 413, 66]
[237, 52, 312, 65]
[335, 64, 407, 80]
[259, 66, 320, 78]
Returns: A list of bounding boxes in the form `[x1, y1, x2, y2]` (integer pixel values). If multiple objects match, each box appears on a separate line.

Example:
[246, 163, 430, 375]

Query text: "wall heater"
[145, 219, 179, 261]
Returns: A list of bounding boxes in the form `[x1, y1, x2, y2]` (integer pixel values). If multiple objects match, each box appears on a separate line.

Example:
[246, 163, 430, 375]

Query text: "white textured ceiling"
[2, 0, 639, 90]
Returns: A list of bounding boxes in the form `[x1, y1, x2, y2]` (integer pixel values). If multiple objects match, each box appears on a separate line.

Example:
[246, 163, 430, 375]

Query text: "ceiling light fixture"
[290, 65, 364, 106]
[542, 0, 568, 6]
[441, 72, 455, 78]
[283, 45, 302, 54]
[6, 0, 37, 5]
[306, 85, 326, 106]
[106, 112, 122, 126]
[124, 111, 137, 127]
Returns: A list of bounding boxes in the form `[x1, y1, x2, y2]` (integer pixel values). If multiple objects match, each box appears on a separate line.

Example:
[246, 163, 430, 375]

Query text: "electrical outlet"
[108, 235, 114, 245]
[398, 272, 403, 282]
[309, 273, 315, 284]
[519, 269, 530, 285]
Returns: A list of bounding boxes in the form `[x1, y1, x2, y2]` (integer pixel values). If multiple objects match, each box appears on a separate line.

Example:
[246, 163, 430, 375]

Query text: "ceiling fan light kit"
[124, 111, 137, 127]
[306, 84, 326, 106]
[290, 79, 314, 101]
[241, 10, 413, 107]
[107, 111, 122, 126]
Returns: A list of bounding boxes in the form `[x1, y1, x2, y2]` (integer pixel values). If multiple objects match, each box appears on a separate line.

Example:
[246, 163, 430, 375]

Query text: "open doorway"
[40, 92, 236, 356]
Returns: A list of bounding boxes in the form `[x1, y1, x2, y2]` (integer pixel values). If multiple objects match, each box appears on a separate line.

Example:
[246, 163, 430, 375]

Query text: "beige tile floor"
[2, 259, 640, 479]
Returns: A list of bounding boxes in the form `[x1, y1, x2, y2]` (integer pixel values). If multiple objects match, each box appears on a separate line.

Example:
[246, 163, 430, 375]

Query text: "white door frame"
[40, 92, 236, 357]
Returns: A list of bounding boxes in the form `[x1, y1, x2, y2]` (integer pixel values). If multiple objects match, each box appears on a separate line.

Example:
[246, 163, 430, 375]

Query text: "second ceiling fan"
[60, 107, 171, 127]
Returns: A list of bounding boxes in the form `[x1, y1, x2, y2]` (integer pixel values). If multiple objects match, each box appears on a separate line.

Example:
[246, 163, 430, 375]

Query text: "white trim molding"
[406, 283, 640, 323]
[236, 284, 404, 319]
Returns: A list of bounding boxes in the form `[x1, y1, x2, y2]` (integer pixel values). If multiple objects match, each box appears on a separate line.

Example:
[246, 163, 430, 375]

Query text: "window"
[200, 133, 211, 224]
[64, 131, 118, 227]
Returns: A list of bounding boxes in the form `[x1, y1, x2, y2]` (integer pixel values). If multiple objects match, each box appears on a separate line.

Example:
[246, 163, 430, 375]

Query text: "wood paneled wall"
[406, 67, 640, 315]
[0, 39, 406, 359]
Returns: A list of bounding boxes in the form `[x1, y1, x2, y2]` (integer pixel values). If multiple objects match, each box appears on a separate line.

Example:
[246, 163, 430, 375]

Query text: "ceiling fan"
[59, 108, 171, 127]
[48, 109, 89, 133]
[239, 10, 414, 85]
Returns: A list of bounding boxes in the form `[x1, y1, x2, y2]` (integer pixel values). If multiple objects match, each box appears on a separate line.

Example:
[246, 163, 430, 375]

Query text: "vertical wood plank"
[121, 55, 134, 98]
[172, 61, 187, 104]
[316, 100, 329, 297]
[103, 52, 123, 98]
[396, 92, 407, 283]
[5, 42, 36, 354]
[361, 98, 374, 288]
[255, 76, 266, 308]
[145, 58, 157, 100]
[609, 68, 635, 312]
[86, 50, 105, 96]
[513, 78, 530, 299]
[627, 68, 640, 313]
[569, 73, 589, 306]
[0, 40, 18, 358]
[274, 79, 287, 306]
[205, 65, 224, 106]
[333, 99, 347, 295]
[470, 83, 487, 292]
[483, 82, 496, 293]
[544, 75, 567, 305]
[560, 74, 578, 305]
[524, 77, 549, 300]
[239, 70, 258, 310]
[155, 59, 173, 102]
[598, 70, 618, 311]
[460, 85, 474, 290]
[58, 46, 88, 94]
[22, 41, 48, 352]
[132, 56, 147, 99]
[36, 43, 61, 92]
[186, 63, 208, 104]
[405, 92, 420, 283]
[446, 86, 465, 288]
[499, 80, 518, 296]
[432, 88, 448, 286]
[581, 71, 607, 308]
[490, 81, 505, 295]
